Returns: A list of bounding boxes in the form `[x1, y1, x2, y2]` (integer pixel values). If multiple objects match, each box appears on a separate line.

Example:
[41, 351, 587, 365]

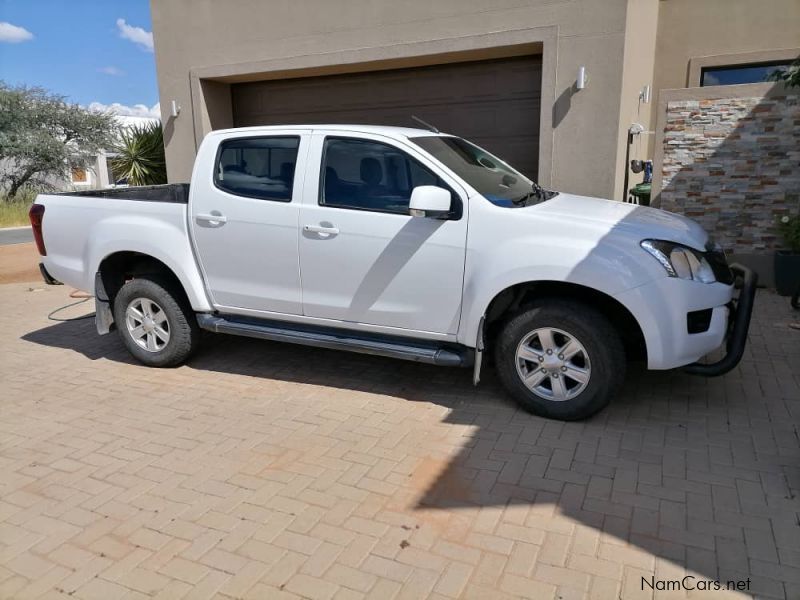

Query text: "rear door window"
[215, 136, 300, 201]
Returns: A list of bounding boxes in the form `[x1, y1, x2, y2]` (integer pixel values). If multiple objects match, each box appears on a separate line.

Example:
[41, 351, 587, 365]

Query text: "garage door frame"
[189, 26, 558, 187]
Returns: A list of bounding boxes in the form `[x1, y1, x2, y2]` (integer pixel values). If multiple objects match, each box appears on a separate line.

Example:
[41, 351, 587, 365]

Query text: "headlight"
[640, 240, 716, 283]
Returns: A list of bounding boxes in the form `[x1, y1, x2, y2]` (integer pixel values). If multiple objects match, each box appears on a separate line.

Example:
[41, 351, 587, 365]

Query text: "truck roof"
[209, 124, 445, 140]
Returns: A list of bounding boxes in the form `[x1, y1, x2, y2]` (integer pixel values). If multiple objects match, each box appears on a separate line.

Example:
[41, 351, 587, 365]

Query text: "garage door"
[231, 55, 542, 178]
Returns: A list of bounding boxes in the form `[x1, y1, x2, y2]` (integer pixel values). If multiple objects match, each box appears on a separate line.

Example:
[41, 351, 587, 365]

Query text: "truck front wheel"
[113, 276, 200, 367]
[494, 301, 625, 420]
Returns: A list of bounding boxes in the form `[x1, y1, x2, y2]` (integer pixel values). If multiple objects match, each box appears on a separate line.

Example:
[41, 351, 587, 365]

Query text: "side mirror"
[409, 186, 452, 219]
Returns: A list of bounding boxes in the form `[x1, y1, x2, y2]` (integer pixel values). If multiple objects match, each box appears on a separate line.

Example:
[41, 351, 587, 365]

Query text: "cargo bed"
[56, 183, 189, 204]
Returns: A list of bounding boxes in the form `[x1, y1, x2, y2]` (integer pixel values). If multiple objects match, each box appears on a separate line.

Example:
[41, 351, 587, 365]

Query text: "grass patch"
[0, 190, 37, 228]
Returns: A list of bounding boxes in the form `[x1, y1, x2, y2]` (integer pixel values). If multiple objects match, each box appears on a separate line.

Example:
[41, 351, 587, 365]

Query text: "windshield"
[409, 135, 556, 207]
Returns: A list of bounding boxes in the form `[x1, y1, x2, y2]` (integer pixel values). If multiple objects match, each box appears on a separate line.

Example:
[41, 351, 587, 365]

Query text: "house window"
[700, 61, 792, 86]
[71, 167, 89, 184]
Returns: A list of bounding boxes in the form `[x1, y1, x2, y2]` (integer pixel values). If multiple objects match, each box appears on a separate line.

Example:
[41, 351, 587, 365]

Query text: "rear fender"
[88, 216, 212, 312]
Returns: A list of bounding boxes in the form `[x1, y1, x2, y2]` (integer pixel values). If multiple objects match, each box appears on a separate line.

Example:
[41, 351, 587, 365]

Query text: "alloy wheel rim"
[125, 297, 170, 352]
[515, 327, 591, 401]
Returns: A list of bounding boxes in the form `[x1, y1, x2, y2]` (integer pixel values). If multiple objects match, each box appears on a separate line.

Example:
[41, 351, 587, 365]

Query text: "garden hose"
[48, 290, 96, 322]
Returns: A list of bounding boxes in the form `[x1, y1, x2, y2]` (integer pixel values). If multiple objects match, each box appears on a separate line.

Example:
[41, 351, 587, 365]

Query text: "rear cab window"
[214, 136, 300, 201]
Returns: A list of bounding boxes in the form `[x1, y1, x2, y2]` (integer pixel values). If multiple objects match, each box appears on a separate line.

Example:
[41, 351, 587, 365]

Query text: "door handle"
[196, 213, 227, 224]
[304, 224, 339, 235]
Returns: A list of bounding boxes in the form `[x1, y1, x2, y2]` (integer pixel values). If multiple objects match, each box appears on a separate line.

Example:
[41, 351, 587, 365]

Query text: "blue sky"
[0, 0, 159, 116]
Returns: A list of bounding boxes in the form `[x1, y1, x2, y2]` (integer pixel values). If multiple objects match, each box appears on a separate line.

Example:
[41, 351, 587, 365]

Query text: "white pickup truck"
[31, 125, 756, 420]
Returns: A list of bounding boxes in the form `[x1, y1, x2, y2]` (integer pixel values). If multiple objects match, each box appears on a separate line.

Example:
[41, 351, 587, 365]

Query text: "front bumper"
[683, 263, 757, 376]
[613, 263, 757, 371]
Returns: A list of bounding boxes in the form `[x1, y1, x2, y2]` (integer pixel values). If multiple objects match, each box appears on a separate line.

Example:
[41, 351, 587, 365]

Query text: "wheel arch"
[94, 246, 211, 313]
[482, 280, 647, 363]
[98, 251, 190, 309]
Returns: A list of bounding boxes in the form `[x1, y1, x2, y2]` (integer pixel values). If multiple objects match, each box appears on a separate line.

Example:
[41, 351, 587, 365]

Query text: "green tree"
[768, 58, 800, 88]
[110, 122, 167, 186]
[0, 82, 117, 199]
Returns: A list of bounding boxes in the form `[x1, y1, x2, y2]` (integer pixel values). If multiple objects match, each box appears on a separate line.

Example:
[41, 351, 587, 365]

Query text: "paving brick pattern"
[1, 282, 798, 599]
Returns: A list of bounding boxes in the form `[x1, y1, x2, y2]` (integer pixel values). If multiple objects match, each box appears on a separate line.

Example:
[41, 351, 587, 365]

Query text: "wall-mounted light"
[629, 122, 645, 136]
[576, 66, 588, 90]
[639, 84, 651, 104]
[170, 100, 181, 118]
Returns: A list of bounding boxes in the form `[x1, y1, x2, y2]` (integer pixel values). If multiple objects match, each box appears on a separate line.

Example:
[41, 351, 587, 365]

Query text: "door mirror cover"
[409, 186, 452, 218]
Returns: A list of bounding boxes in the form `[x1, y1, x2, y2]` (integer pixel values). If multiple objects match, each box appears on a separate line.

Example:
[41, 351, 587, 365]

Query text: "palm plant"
[110, 122, 167, 186]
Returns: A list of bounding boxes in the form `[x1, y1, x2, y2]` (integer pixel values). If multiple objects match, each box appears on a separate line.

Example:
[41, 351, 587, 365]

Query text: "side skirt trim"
[197, 313, 473, 367]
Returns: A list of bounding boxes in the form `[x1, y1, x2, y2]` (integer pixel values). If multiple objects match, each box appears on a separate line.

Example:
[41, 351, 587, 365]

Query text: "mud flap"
[94, 272, 114, 335]
[473, 315, 485, 386]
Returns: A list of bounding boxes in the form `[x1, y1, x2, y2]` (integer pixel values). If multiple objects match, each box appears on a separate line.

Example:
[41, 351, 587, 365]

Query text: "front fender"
[458, 233, 659, 346]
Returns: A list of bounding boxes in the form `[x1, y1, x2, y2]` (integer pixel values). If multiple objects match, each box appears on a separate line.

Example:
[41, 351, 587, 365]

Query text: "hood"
[531, 193, 709, 250]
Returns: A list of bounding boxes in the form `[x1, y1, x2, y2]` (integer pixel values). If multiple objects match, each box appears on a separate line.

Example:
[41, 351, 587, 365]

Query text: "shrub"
[110, 122, 167, 186]
[778, 213, 800, 254]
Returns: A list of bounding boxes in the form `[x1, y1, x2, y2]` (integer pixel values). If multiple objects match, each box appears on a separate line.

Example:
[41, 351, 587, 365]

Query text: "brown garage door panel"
[232, 55, 542, 177]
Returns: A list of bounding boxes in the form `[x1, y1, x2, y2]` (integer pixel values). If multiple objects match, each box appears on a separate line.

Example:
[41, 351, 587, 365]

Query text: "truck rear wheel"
[494, 301, 625, 420]
[113, 276, 200, 367]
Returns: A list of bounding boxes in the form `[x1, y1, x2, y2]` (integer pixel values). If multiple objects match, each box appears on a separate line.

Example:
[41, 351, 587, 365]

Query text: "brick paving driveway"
[1, 282, 798, 600]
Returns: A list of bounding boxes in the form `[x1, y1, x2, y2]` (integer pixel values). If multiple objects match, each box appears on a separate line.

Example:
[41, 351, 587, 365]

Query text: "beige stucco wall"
[653, 0, 800, 93]
[151, 0, 634, 199]
[618, 0, 800, 198]
[615, 0, 659, 200]
[151, 0, 799, 199]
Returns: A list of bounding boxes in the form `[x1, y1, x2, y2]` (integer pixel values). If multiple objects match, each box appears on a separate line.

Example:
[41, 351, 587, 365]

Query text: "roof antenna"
[411, 115, 439, 133]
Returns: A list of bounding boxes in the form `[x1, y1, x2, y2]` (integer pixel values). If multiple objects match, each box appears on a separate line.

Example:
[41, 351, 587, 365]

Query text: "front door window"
[320, 137, 452, 215]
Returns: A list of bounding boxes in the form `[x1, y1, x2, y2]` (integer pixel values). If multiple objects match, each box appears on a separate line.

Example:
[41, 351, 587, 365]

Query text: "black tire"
[494, 300, 625, 420]
[113, 276, 200, 367]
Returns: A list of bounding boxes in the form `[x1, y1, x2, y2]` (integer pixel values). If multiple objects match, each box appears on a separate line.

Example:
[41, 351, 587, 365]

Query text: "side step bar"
[197, 314, 473, 367]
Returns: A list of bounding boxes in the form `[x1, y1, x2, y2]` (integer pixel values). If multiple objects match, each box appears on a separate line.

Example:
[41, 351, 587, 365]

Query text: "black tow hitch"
[683, 263, 758, 377]
[39, 263, 62, 285]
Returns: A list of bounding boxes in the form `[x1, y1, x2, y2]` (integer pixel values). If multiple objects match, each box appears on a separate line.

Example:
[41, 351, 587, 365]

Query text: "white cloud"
[89, 101, 161, 118]
[98, 66, 124, 76]
[0, 21, 33, 43]
[116, 18, 153, 52]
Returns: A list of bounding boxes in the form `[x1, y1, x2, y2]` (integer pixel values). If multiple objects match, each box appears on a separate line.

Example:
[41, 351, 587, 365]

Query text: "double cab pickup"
[30, 125, 756, 420]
